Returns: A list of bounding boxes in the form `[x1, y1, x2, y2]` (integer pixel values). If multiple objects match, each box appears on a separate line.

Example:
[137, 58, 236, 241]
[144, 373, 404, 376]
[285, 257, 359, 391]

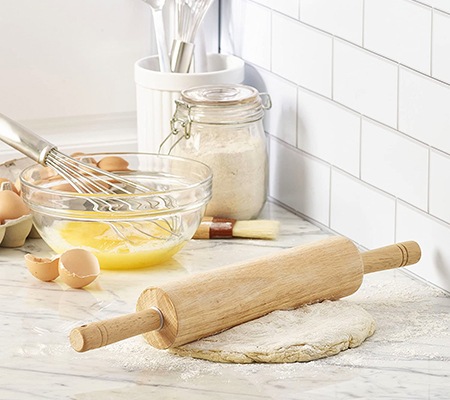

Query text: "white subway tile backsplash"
[398, 68, 450, 154]
[364, 0, 432, 74]
[272, 15, 332, 96]
[251, 0, 299, 17]
[416, 0, 450, 14]
[300, 0, 363, 45]
[333, 40, 398, 127]
[361, 119, 428, 210]
[432, 11, 450, 84]
[396, 202, 450, 292]
[245, 67, 297, 146]
[269, 138, 330, 225]
[297, 89, 360, 176]
[330, 170, 396, 248]
[429, 150, 450, 222]
[220, 0, 271, 69]
[221, 0, 450, 292]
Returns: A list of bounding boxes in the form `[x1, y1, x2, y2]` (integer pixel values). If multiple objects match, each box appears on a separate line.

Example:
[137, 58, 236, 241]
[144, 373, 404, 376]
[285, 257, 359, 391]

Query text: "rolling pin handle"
[362, 241, 421, 274]
[69, 307, 164, 352]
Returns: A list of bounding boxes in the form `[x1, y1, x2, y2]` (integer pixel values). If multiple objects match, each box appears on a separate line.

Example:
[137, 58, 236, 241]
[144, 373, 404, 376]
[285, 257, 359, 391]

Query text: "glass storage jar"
[162, 84, 271, 220]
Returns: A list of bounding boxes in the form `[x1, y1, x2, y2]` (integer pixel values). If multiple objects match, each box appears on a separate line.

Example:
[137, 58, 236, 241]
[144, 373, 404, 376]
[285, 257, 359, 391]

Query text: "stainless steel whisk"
[0, 113, 149, 199]
[170, 0, 215, 73]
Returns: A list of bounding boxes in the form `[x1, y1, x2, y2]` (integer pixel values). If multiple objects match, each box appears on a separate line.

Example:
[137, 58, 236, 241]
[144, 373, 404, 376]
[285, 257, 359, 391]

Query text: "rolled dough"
[170, 300, 375, 363]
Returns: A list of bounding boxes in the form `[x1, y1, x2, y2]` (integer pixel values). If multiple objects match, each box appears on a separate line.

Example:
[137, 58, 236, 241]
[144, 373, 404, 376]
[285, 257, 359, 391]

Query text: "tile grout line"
[328, 165, 333, 229]
[430, 8, 434, 76]
[269, 8, 273, 72]
[396, 64, 400, 131]
[295, 87, 299, 149]
[427, 147, 431, 214]
[359, 116, 363, 180]
[409, 0, 450, 16]
[362, 0, 365, 47]
[331, 37, 334, 100]
[394, 198, 398, 242]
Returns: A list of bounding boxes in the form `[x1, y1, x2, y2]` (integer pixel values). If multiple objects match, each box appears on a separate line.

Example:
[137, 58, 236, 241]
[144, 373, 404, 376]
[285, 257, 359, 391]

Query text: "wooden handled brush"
[70, 236, 421, 353]
[194, 217, 280, 240]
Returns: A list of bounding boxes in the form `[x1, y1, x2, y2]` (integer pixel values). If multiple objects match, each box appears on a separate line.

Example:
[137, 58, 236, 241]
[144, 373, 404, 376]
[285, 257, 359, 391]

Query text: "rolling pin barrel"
[70, 237, 421, 352]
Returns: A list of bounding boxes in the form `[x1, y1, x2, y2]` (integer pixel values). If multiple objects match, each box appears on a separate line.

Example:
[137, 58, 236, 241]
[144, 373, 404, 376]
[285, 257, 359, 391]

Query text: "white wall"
[221, 0, 450, 293]
[0, 0, 219, 161]
[0, 0, 152, 121]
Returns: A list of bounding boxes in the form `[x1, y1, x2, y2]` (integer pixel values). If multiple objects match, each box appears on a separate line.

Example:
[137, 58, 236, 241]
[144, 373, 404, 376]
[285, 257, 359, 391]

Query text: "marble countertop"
[1, 202, 449, 400]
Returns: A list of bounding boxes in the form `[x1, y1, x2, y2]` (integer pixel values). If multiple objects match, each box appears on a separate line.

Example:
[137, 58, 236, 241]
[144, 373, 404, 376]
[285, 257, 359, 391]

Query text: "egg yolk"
[50, 220, 185, 270]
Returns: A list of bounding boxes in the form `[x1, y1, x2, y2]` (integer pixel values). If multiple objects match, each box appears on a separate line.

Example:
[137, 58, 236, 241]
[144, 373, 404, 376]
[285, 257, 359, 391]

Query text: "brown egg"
[25, 254, 60, 282]
[97, 156, 129, 172]
[40, 174, 77, 192]
[0, 190, 30, 224]
[0, 178, 19, 195]
[52, 179, 111, 193]
[70, 152, 86, 158]
[51, 182, 78, 192]
[58, 249, 100, 289]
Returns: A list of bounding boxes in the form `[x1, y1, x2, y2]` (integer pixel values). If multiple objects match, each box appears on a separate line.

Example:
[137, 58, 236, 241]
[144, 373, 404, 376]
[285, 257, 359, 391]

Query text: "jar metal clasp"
[260, 93, 272, 110]
[159, 100, 193, 155]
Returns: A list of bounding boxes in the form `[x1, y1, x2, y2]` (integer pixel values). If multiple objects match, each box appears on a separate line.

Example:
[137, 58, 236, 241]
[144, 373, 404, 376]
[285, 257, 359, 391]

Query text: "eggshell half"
[25, 254, 60, 282]
[58, 249, 100, 289]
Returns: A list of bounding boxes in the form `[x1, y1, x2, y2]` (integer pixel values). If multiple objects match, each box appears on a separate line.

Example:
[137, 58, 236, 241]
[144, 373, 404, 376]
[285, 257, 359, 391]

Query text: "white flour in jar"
[175, 127, 267, 220]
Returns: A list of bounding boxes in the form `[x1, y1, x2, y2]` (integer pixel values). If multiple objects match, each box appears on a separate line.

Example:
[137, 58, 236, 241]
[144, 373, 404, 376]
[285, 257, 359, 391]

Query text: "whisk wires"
[45, 150, 150, 196]
[176, 0, 214, 43]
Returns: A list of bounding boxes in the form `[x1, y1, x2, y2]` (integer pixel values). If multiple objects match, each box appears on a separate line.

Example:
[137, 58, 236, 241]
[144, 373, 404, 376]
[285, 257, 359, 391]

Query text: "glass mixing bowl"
[20, 153, 212, 270]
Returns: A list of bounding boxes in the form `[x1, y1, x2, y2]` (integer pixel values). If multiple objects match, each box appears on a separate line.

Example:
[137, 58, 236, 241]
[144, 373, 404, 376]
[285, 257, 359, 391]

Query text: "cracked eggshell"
[58, 249, 100, 289]
[25, 254, 60, 282]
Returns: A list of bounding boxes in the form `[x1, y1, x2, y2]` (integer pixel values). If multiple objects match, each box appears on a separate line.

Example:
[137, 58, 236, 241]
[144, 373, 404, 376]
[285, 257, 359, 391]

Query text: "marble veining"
[0, 202, 449, 400]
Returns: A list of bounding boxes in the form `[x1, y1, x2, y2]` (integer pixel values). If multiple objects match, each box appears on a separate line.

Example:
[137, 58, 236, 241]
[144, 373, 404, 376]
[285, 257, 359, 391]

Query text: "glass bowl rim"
[19, 151, 213, 200]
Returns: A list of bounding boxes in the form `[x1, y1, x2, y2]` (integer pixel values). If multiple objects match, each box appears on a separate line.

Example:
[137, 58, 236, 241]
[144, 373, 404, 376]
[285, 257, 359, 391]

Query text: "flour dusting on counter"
[91, 272, 450, 379]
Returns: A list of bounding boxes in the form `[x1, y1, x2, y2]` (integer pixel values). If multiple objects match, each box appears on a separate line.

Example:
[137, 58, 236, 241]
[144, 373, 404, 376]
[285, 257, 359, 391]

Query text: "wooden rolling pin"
[70, 236, 421, 352]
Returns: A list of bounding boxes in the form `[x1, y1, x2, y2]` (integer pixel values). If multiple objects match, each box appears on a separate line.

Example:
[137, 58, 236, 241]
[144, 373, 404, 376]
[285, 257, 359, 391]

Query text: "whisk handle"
[0, 113, 56, 164]
[170, 40, 195, 73]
